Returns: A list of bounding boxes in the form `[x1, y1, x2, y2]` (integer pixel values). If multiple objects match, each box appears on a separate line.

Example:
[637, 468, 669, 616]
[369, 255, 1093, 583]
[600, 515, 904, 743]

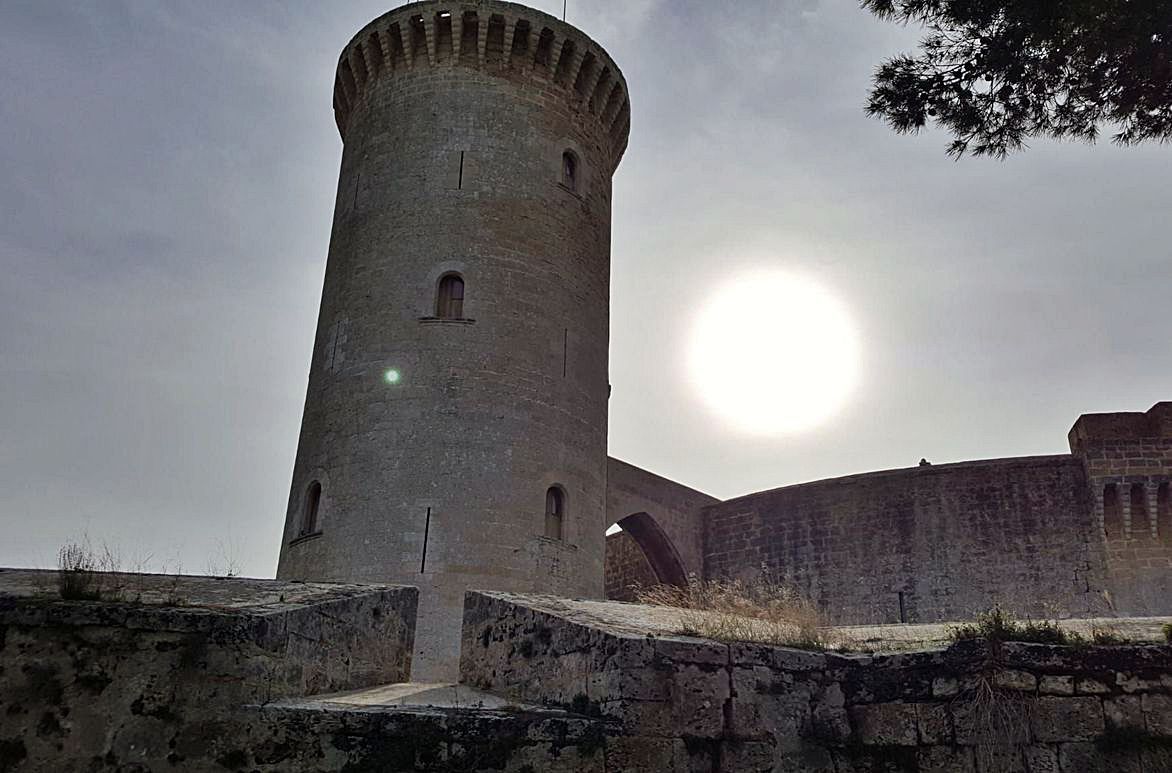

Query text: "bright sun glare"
[688, 271, 861, 436]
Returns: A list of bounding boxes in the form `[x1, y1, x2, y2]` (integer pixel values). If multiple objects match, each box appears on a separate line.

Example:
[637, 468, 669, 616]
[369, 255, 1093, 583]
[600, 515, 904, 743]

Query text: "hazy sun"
[688, 271, 860, 436]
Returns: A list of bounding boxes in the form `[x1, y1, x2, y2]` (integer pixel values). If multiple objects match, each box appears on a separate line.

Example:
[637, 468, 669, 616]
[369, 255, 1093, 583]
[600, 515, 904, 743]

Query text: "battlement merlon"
[333, 0, 631, 172]
[1068, 401, 1172, 453]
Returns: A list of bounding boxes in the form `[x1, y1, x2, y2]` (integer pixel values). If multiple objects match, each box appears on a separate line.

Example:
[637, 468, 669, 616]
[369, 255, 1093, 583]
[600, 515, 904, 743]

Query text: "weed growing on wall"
[56, 538, 124, 601]
[635, 575, 844, 650]
[57, 541, 101, 600]
[950, 608, 1087, 646]
[1089, 623, 1129, 645]
[1164, 623, 1172, 644]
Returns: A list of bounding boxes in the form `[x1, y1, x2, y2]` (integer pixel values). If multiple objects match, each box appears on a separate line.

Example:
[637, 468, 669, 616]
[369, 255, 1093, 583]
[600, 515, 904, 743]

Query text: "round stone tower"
[276, 1, 630, 680]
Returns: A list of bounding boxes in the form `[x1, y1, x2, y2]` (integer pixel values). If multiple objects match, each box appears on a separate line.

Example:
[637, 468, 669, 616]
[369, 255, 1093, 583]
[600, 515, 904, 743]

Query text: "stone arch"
[613, 512, 688, 588]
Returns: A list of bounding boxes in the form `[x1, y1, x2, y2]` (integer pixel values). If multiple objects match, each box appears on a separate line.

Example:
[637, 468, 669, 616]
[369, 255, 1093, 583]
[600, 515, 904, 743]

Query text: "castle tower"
[276, 1, 630, 680]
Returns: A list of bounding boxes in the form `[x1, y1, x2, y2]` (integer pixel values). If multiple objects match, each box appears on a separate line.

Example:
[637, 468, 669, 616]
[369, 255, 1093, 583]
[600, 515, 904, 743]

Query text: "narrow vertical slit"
[562, 328, 568, 377]
[458, 151, 465, 189]
[898, 591, 907, 624]
[421, 507, 431, 573]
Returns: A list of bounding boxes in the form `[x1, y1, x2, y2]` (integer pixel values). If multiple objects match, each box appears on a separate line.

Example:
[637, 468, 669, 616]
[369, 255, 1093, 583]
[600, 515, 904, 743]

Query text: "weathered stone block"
[774, 741, 836, 773]
[810, 683, 850, 743]
[730, 641, 828, 672]
[916, 703, 952, 745]
[655, 635, 727, 666]
[832, 745, 919, 772]
[972, 746, 1027, 773]
[1031, 696, 1104, 742]
[587, 666, 670, 703]
[730, 665, 813, 740]
[1075, 677, 1111, 695]
[1058, 741, 1144, 773]
[1023, 744, 1060, 773]
[1142, 693, 1172, 735]
[604, 735, 687, 771]
[1103, 695, 1144, 729]
[670, 663, 730, 738]
[932, 677, 960, 698]
[718, 739, 775, 773]
[1116, 672, 1165, 693]
[994, 669, 1037, 692]
[849, 703, 919, 746]
[917, 745, 975, 773]
[598, 700, 673, 737]
[1038, 676, 1074, 696]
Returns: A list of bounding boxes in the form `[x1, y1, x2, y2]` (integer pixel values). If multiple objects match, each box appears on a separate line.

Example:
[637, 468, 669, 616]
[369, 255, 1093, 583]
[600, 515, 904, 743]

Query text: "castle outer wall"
[701, 455, 1106, 624]
[606, 403, 1172, 624]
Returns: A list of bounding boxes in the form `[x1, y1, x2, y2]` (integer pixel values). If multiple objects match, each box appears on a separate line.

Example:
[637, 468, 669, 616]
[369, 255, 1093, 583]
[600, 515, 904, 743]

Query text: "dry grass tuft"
[57, 538, 122, 601]
[635, 575, 844, 650]
[956, 674, 1033, 771]
[1089, 622, 1129, 645]
[57, 541, 102, 600]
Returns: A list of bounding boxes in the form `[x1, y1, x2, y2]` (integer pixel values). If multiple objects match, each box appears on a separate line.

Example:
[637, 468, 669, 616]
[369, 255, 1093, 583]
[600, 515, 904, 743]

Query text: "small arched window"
[544, 486, 565, 540]
[436, 273, 465, 319]
[302, 480, 322, 536]
[562, 151, 578, 191]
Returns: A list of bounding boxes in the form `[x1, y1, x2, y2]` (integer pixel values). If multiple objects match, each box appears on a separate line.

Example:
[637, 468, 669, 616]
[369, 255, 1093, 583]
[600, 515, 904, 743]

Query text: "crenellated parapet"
[332, 0, 631, 170]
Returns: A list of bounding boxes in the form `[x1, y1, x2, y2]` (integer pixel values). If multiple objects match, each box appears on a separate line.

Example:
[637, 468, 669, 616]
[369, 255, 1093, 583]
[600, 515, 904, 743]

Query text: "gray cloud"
[2, 1, 1168, 575]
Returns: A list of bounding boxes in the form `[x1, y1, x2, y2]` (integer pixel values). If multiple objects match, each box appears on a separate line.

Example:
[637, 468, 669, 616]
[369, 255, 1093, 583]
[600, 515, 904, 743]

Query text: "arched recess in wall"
[613, 512, 688, 588]
[1158, 482, 1170, 540]
[1103, 483, 1123, 538]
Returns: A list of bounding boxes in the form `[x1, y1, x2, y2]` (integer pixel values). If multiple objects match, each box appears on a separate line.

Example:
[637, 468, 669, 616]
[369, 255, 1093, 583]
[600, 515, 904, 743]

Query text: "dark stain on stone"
[130, 695, 177, 721]
[215, 749, 249, 769]
[36, 711, 64, 738]
[21, 664, 64, 705]
[0, 738, 27, 773]
[568, 693, 602, 718]
[77, 671, 113, 695]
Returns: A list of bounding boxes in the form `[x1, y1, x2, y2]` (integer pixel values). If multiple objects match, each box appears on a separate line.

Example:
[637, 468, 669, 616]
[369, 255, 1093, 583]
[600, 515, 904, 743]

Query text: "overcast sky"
[2, 1, 1168, 577]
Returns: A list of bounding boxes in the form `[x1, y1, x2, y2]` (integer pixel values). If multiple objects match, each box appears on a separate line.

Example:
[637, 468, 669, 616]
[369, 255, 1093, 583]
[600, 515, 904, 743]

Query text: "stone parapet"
[461, 591, 1172, 771]
[0, 570, 416, 770]
[333, 0, 630, 169]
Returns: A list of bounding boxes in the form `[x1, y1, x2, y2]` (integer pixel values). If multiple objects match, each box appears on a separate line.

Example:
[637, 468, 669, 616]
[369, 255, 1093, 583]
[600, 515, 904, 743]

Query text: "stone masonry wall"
[461, 592, 1172, 772]
[1070, 402, 1172, 617]
[603, 531, 656, 602]
[606, 457, 719, 582]
[0, 571, 416, 772]
[702, 456, 1109, 625]
[279, 0, 631, 682]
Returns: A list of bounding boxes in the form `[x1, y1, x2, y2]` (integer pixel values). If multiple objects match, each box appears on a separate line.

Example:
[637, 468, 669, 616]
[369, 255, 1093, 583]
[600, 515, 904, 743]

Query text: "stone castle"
[273, 0, 1172, 681]
[4, 2, 1171, 770]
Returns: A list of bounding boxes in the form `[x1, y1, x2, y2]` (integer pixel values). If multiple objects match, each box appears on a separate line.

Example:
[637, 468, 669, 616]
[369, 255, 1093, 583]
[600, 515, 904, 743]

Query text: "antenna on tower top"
[563, 0, 567, 21]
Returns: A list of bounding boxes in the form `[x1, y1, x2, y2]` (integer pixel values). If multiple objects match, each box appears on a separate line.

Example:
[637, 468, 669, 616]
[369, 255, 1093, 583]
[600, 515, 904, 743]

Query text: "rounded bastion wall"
[700, 455, 1110, 625]
[277, 0, 630, 681]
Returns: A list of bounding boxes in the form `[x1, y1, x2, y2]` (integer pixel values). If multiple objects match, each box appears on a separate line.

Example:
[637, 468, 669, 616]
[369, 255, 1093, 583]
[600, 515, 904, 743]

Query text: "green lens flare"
[384, 369, 401, 385]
